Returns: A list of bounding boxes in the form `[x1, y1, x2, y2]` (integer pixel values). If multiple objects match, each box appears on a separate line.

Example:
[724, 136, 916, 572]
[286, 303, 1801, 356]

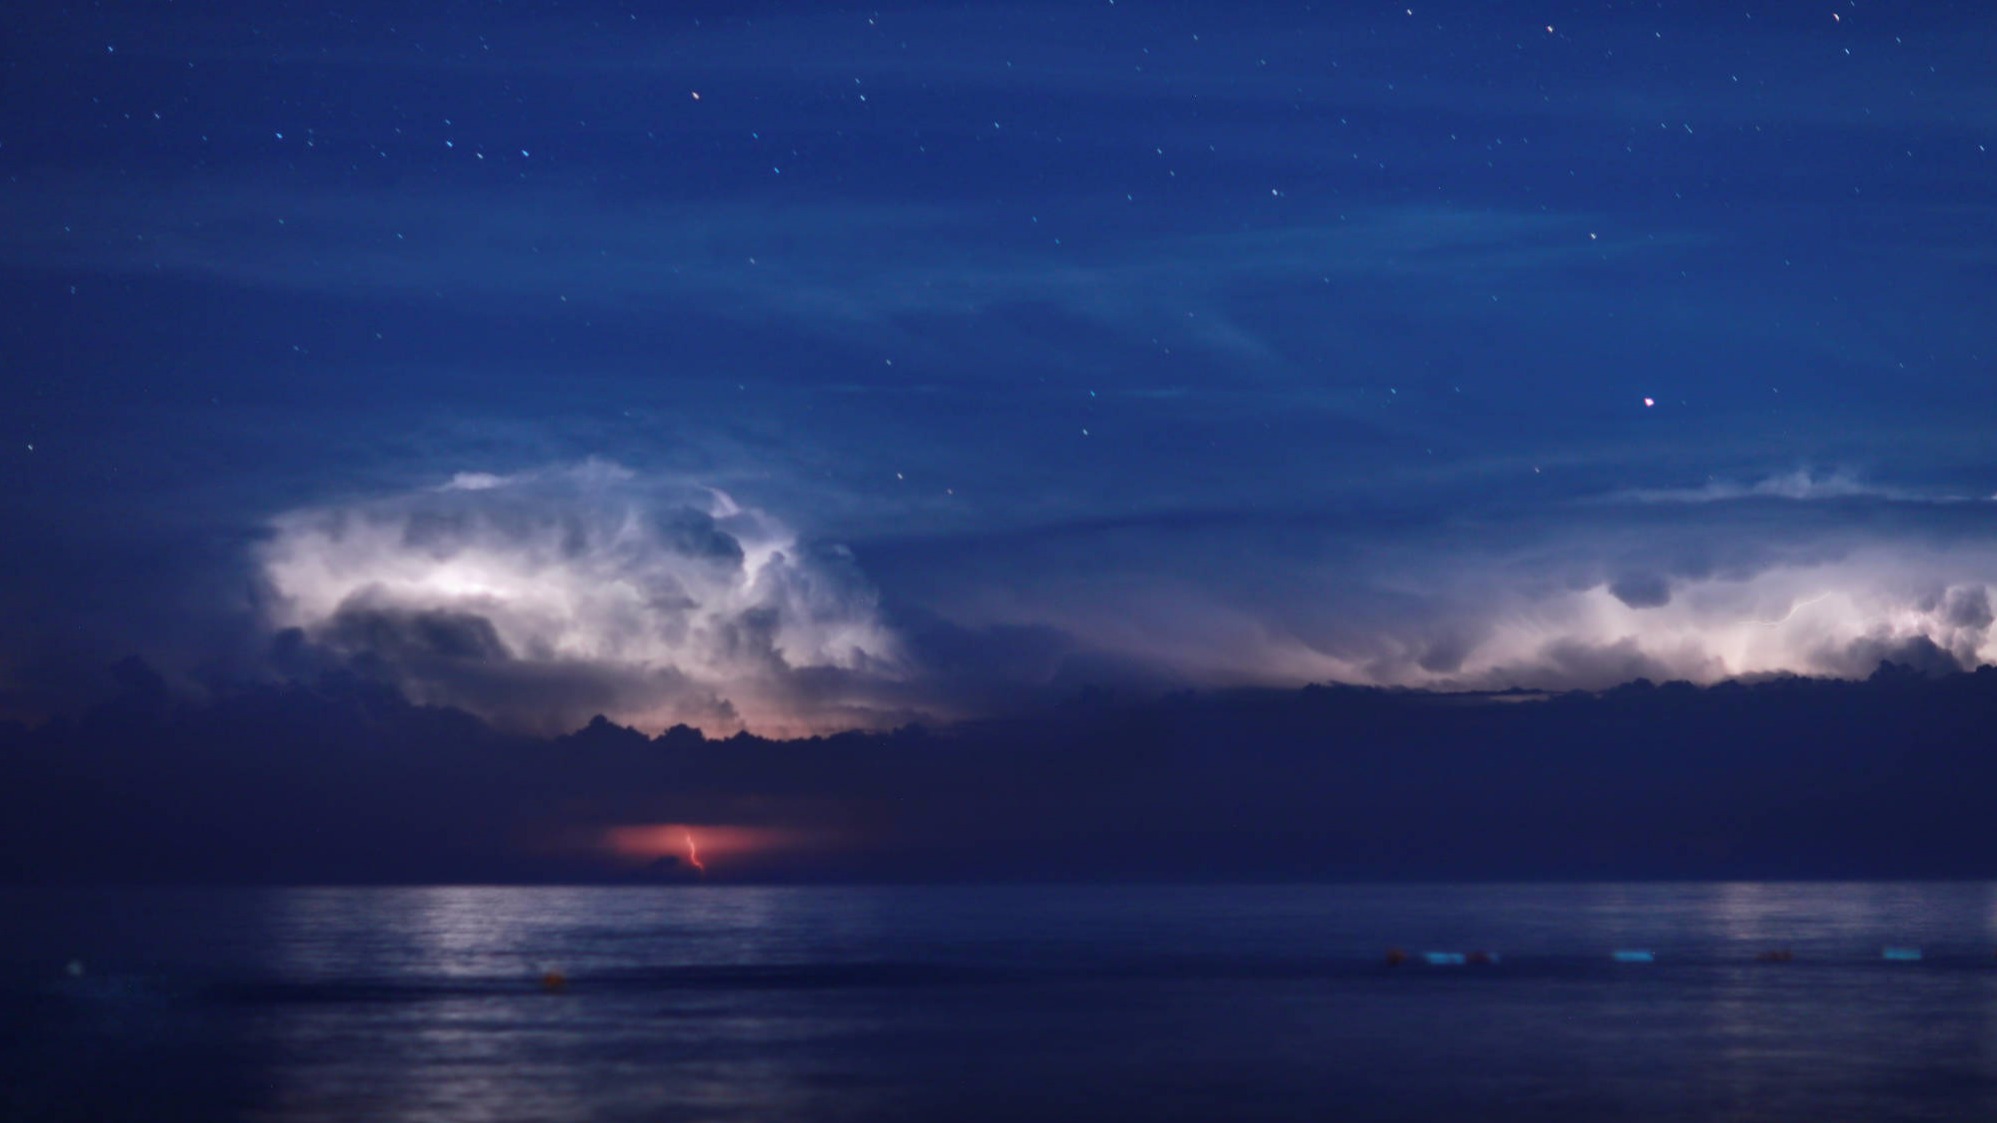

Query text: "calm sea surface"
[6, 883, 1997, 1121]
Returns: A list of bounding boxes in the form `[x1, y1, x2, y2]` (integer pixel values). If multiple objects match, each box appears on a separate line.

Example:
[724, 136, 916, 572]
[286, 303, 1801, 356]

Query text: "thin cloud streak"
[0, 176, 1662, 333]
[1607, 469, 1987, 505]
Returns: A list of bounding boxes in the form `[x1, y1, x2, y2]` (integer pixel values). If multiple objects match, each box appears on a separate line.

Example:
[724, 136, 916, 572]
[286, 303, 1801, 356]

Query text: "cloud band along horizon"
[246, 462, 1997, 735]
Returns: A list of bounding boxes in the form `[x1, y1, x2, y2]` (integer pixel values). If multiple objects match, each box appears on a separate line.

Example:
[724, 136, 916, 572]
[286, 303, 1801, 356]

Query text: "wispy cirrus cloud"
[0, 173, 1657, 330]
[1607, 469, 1985, 505]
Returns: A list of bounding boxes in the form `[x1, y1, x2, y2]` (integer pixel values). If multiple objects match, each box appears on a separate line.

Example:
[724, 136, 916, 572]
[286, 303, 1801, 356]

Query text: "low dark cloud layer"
[8, 664, 1997, 884]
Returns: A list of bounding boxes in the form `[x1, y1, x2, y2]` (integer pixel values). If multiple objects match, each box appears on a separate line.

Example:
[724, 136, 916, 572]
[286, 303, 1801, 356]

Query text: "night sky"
[6, 0, 1997, 740]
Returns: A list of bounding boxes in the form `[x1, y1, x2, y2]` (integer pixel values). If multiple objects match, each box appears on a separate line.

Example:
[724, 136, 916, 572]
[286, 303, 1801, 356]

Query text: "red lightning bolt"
[684, 829, 706, 876]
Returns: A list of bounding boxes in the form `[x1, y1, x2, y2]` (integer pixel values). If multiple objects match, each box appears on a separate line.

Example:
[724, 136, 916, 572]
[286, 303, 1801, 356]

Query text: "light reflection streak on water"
[17, 885, 1997, 1121]
[254, 887, 895, 1122]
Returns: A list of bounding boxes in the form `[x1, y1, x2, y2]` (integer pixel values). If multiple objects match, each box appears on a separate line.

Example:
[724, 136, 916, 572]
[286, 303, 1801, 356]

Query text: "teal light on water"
[1612, 950, 1655, 964]
[1882, 947, 1922, 962]
[1424, 952, 1467, 966]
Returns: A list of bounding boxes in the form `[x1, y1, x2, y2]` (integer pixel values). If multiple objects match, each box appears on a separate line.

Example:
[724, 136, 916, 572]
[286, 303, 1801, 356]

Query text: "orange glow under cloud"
[600, 823, 817, 872]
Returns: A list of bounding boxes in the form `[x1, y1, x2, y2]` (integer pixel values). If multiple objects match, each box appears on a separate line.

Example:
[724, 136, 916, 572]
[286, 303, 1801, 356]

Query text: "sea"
[6, 883, 1997, 1121]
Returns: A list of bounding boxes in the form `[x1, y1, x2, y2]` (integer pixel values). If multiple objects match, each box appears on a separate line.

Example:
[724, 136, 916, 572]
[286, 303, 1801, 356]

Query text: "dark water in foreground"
[7, 884, 1997, 1121]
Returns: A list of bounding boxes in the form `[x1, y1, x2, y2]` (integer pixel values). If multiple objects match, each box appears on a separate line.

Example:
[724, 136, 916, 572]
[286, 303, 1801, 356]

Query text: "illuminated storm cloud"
[1443, 559, 1997, 690]
[259, 462, 903, 735]
[940, 539, 1997, 696]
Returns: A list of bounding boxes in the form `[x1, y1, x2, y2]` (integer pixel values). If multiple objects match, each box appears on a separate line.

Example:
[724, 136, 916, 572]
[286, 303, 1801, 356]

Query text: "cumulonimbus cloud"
[255, 460, 1997, 734]
[867, 497, 1997, 699]
[258, 461, 906, 735]
[1438, 559, 1997, 690]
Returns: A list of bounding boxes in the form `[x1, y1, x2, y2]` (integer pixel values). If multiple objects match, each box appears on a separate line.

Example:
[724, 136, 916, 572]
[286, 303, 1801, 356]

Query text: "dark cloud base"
[5, 658, 1995, 885]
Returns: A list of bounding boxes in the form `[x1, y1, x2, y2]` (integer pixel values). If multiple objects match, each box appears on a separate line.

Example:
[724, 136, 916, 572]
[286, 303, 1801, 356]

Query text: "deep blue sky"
[5, 0, 1995, 733]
